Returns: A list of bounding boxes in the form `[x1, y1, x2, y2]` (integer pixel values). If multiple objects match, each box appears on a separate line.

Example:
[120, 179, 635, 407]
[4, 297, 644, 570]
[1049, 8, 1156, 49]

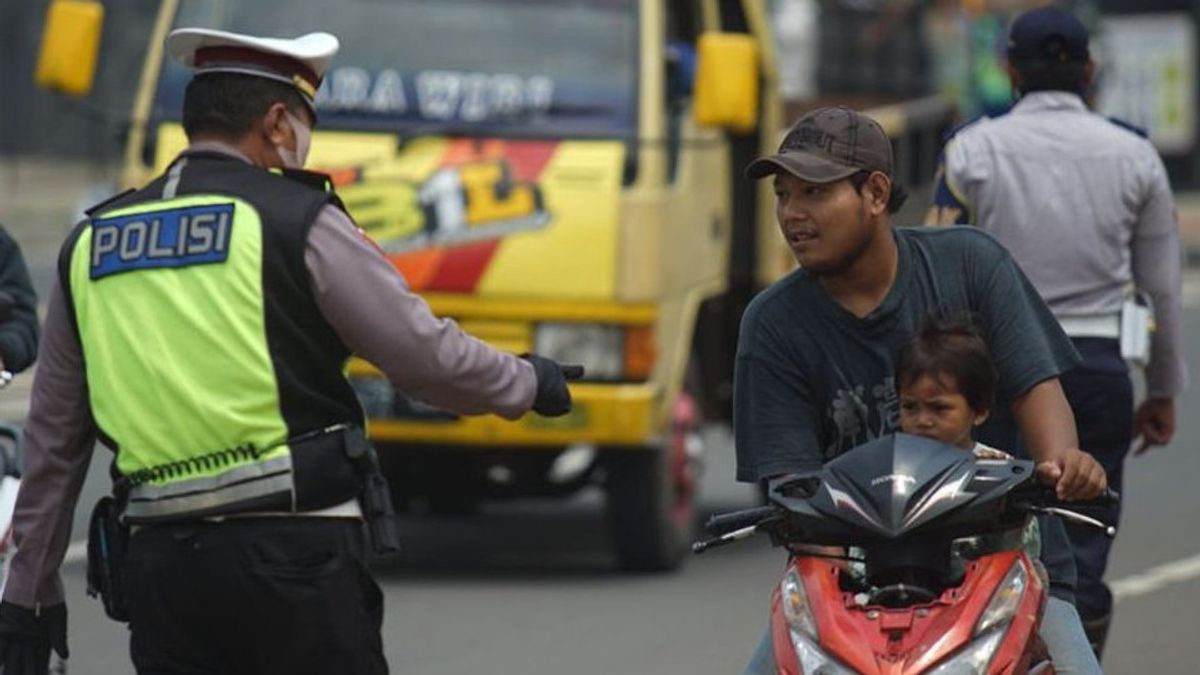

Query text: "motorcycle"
[695, 433, 1117, 675]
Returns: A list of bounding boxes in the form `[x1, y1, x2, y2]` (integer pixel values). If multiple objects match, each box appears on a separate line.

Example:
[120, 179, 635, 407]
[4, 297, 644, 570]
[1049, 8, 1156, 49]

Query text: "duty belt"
[120, 424, 356, 523]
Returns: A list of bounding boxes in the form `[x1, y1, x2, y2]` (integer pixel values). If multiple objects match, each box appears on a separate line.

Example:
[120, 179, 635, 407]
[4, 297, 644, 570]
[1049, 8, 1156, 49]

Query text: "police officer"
[927, 6, 1189, 659]
[0, 28, 575, 675]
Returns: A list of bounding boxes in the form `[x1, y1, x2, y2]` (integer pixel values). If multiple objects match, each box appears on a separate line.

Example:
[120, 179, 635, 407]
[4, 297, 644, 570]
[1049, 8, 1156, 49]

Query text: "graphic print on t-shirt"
[825, 376, 899, 457]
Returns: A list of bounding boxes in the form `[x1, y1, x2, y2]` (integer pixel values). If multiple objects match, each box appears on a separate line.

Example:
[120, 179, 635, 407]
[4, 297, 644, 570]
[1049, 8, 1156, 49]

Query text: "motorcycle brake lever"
[692, 524, 759, 554]
[1029, 506, 1117, 538]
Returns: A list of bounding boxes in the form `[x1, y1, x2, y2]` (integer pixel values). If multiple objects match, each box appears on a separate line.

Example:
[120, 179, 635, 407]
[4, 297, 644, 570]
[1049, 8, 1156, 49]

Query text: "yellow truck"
[38, 0, 791, 571]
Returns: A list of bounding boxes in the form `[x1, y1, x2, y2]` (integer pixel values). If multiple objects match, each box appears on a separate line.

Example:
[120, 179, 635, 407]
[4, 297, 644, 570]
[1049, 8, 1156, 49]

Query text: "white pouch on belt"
[1119, 292, 1154, 367]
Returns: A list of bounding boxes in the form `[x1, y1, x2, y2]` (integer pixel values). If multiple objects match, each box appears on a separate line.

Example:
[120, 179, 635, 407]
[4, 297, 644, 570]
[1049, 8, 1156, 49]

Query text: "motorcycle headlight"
[790, 629, 857, 675]
[976, 559, 1029, 636]
[925, 628, 1006, 675]
[533, 323, 622, 380]
[780, 568, 818, 639]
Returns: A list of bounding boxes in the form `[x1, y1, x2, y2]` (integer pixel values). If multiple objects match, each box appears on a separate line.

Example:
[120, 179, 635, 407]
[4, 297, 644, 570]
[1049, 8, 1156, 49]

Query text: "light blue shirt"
[933, 92, 1187, 397]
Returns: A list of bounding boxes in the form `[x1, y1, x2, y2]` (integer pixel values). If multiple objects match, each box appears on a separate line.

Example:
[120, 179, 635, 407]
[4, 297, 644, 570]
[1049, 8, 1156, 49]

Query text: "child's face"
[898, 373, 988, 449]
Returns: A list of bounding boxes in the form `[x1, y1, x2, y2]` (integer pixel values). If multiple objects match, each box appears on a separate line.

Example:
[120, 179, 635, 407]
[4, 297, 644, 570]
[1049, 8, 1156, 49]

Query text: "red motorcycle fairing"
[770, 551, 1048, 674]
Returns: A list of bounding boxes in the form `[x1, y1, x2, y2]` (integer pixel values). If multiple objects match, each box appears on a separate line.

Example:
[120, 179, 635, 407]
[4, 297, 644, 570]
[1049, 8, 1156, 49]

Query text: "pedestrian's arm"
[3, 281, 97, 608]
[1131, 152, 1187, 400]
[0, 226, 39, 373]
[305, 206, 536, 419]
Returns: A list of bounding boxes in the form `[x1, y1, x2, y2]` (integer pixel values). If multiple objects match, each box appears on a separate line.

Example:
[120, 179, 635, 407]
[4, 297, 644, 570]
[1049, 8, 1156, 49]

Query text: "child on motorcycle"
[895, 320, 1040, 558]
[894, 320, 1100, 674]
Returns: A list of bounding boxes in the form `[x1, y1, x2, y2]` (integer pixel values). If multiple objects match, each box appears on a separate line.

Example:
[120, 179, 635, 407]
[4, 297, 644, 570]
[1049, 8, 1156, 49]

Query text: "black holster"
[342, 427, 402, 556]
[86, 495, 130, 622]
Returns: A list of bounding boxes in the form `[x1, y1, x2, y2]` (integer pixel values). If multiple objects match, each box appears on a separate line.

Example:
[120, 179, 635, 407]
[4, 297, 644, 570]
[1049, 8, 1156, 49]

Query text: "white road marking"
[1111, 552, 1200, 603]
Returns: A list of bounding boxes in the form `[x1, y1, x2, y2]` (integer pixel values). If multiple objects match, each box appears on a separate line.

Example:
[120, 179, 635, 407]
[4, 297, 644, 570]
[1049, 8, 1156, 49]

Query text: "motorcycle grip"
[561, 364, 585, 381]
[705, 506, 779, 537]
[1041, 486, 1121, 508]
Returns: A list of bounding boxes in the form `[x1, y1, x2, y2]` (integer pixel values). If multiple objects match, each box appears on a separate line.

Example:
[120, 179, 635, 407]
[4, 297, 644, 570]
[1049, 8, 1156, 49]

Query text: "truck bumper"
[360, 380, 661, 447]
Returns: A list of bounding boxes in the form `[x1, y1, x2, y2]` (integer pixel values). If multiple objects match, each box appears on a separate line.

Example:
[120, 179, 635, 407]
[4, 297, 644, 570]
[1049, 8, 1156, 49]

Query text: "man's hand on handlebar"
[1035, 447, 1107, 501]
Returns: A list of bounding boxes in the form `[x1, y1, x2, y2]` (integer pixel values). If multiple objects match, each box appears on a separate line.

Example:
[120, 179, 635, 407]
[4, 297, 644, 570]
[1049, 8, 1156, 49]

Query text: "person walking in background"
[926, 5, 1189, 659]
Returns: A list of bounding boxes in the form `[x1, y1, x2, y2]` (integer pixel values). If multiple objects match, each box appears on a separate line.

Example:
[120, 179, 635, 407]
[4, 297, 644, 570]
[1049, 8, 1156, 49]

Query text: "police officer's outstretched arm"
[0, 225, 40, 374]
[305, 206, 573, 417]
[0, 280, 98, 674]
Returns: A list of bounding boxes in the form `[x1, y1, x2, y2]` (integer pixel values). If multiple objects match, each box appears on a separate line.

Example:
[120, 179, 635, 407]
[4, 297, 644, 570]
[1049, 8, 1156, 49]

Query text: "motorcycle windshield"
[154, 0, 639, 139]
[808, 433, 1030, 539]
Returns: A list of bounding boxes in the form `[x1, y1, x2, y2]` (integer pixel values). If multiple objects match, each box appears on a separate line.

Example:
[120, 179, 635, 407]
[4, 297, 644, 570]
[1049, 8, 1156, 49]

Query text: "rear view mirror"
[35, 0, 105, 96]
[692, 32, 760, 133]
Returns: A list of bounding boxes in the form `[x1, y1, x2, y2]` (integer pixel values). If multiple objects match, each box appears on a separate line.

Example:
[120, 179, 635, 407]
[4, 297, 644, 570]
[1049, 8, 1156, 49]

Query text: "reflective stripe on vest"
[70, 194, 296, 515]
[124, 453, 295, 521]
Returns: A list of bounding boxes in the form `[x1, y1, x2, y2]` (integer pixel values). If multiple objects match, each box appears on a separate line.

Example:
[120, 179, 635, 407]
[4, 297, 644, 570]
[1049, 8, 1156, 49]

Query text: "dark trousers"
[1059, 338, 1134, 621]
[123, 517, 387, 675]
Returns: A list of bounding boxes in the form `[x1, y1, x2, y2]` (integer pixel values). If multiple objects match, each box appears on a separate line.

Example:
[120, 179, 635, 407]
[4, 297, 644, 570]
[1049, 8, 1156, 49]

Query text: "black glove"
[522, 354, 576, 417]
[0, 601, 68, 675]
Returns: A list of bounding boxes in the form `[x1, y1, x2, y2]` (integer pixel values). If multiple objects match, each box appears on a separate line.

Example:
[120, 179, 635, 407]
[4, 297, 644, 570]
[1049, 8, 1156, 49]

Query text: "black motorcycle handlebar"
[705, 506, 780, 537]
[1030, 486, 1121, 509]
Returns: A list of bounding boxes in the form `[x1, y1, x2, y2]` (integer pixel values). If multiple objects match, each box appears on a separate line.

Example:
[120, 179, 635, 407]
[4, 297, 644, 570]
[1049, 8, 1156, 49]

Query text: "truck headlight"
[925, 628, 1006, 675]
[976, 559, 1028, 636]
[533, 323, 623, 380]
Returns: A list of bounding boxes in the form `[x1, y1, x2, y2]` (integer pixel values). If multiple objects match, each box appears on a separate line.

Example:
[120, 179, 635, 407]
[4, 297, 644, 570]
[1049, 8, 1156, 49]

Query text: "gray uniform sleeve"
[1133, 152, 1189, 398]
[304, 205, 536, 419]
[3, 281, 96, 608]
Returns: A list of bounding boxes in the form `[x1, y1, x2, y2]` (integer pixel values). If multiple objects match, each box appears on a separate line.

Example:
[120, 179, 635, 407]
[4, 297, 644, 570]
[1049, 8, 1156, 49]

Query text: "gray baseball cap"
[746, 106, 893, 182]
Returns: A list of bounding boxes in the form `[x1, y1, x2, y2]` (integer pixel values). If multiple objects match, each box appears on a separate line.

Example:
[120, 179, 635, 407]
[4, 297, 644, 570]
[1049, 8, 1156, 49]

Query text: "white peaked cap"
[166, 28, 339, 107]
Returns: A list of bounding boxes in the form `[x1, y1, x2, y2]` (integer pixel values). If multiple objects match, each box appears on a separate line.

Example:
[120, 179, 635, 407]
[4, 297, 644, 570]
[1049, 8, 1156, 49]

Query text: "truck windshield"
[155, 0, 638, 138]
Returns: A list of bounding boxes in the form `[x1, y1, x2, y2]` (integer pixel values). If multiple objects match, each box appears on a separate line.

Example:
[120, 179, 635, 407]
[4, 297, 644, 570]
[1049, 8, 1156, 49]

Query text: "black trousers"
[1059, 338, 1134, 622]
[123, 517, 387, 675]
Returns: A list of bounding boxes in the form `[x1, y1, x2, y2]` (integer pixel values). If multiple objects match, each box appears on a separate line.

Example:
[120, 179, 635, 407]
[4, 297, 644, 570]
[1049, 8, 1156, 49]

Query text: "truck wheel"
[604, 395, 700, 572]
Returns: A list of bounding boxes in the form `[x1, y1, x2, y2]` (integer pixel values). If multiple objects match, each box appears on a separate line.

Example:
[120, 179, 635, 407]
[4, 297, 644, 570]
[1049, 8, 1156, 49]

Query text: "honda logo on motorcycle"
[870, 474, 916, 488]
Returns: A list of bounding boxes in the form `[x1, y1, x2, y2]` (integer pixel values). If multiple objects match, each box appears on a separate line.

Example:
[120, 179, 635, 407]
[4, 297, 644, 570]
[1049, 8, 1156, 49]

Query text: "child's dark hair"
[895, 319, 996, 413]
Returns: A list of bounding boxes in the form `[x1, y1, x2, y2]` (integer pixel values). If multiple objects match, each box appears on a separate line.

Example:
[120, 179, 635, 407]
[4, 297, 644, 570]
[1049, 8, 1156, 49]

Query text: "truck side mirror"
[692, 32, 760, 134]
[35, 0, 105, 96]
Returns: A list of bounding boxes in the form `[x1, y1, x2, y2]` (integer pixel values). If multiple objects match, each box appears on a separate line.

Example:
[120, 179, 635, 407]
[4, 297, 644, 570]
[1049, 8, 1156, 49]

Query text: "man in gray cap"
[0, 27, 575, 675]
[928, 6, 1188, 658]
[735, 106, 1104, 673]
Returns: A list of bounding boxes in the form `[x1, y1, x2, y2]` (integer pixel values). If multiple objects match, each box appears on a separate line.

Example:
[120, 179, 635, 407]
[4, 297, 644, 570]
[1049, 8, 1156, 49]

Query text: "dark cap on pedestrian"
[1007, 6, 1089, 63]
[745, 107, 893, 182]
